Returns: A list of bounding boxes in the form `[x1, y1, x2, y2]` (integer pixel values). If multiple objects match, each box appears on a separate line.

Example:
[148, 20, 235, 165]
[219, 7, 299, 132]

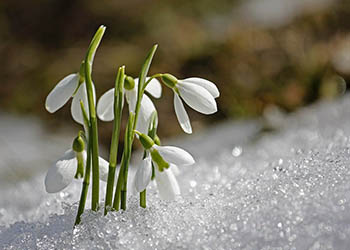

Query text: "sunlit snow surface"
[2, 96, 350, 249]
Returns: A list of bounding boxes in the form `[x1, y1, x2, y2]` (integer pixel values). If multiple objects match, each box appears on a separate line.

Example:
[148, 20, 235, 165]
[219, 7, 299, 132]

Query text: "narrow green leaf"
[139, 44, 158, 91]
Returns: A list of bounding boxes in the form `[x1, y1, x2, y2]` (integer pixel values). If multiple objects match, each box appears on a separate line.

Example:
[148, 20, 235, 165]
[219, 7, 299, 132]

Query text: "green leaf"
[138, 44, 158, 93]
[86, 25, 106, 66]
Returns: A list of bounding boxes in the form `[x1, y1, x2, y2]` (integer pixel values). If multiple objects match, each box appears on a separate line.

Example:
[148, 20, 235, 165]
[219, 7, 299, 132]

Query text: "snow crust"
[1, 96, 350, 249]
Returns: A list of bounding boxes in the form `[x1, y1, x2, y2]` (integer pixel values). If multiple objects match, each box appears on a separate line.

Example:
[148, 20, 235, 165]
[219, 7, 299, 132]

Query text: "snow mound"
[2, 96, 350, 249]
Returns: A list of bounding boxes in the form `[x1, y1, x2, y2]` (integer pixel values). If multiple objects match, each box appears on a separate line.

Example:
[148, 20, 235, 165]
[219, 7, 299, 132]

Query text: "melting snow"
[1, 96, 350, 249]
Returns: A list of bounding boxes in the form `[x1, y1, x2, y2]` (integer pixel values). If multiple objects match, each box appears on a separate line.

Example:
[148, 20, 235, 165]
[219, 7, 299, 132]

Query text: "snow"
[1, 95, 350, 249]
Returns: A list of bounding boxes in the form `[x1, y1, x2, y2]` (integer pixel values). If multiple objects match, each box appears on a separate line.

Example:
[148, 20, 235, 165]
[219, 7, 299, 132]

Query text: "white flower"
[134, 156, 153, 193]
[134, 144, 194, 199]
[173, 77, 219, 134]
[45, 73, 96, 125]
[44, 149, 109, 193]
[154, 166, 180, 200]
[97, 77, 161, 134]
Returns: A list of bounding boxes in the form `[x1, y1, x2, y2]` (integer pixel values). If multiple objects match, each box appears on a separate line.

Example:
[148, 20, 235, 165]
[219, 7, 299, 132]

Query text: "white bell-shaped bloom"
[45, 149, 80, 193]
[134, 157, 182, 200]
[174, 94, 192, 134]
[45, 73, 95, 125]
[140, 77, 162, 98]
[134, 140, 195, 199]
[45, 74, 80, 113]
[96, 88, 115, 122]
[45, 149, 109, 193]
[152, 144, 195, 166]
[97, 78, 160, 134]
[154, 166, 180, 200]
[71, 83, 96, 125]
[173, 77, 219, 134]
[134, 156, 153, 192]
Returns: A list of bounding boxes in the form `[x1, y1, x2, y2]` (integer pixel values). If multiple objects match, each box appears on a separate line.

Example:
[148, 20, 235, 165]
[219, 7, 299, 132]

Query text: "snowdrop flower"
[44, 135, 109, 193]
[134, 132, 194, 200]
[161, 74, 220, 134]
[45, 70, 96, 125]
[97, 76, 161, 134]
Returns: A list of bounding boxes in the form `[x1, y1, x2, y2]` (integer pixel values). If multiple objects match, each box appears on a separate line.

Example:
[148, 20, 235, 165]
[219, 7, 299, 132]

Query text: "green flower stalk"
[113, 112, 134, 211]
[104, 66, 125, 215]
[140, 111, 158, 208]
[75, 102, 91, 226]
[119, 45, 158, 210]
[84, 25, 106, 211]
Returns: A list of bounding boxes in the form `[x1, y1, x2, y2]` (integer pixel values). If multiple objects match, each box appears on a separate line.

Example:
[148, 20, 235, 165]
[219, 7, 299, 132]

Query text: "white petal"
[155, 168, 180, 200]
[97, 88, 115, 121]
[136, 94, 156, 134]
[125, 86, 138, 112]
[44, 149, 77, 193]
[144, 77, 162, 98]
[153, 144, 195, 166]
[45, 73, 79, 113]
[182, 77, 219, 98]
[99, 156, 110, 182]
[135, 157, 153, 192]
[71, 83, 96, 125]
[177, 82, 217, 114]
[170, 164, 180, 176]
[174, 94, 192, 134]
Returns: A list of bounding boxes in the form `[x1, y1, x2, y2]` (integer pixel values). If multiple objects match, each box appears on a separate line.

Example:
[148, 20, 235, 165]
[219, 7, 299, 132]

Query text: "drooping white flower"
[134, 155, 189, 200]
[152, 144, 195, 166]
[45, 73, 96, 125]
[134, 132, 195, 199]
[162, 74, 219, 134]
[97, 77, 161, 134]
[154, 166, 180, 200]
[44, 149, 109, 193]
[134, 156, 153, 192]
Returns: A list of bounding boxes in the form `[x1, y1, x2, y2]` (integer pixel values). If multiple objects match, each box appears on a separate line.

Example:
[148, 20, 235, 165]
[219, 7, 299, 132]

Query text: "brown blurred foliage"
[1, 0, 350, 149]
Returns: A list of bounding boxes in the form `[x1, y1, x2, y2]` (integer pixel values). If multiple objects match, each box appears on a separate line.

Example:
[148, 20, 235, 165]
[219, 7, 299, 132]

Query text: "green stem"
[74, 143, 91, 225]
[133, 45, 158, 132]
[113, 153, 126, 211]
[74, 103, 91, 226]
[104, 66, 125, 215]
[112, 113, 133, 211]
[143, 73, 162, 91]
[113, 45, 158, 211]
[120, 113, 134, 210]
[140, 190, 146, 208]
[138, 111, 158, 208]
[84, 25, 106, 211]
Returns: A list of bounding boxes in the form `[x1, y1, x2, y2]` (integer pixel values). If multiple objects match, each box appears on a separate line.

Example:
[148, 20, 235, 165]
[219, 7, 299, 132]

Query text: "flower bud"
[150, 149, 169, 171]
[161, 73, 178, 88]
[135, 131, 154, 149]
[72, 133, 85, 153]
[124, 76, 135, 90]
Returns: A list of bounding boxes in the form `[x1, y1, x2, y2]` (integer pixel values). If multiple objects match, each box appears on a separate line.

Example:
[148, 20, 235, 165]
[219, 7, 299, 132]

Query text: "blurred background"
[1, 0, 350, 157]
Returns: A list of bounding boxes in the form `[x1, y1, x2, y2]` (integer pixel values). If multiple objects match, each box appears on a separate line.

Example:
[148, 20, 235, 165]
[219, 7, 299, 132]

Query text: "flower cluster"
[44, 25, 219, 225]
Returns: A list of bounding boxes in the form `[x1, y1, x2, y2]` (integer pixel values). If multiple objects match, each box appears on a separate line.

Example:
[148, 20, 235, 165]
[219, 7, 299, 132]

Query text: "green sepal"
[150, 149, 169, 171]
